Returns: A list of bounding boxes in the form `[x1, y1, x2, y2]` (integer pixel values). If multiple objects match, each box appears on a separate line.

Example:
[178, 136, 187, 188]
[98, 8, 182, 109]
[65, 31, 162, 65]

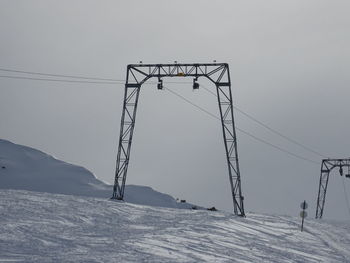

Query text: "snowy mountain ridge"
[0, 138, 194, 209]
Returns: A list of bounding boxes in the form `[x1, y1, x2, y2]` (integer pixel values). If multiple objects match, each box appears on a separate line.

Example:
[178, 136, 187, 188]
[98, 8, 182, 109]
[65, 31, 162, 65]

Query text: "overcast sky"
[1, 0, 350, 220]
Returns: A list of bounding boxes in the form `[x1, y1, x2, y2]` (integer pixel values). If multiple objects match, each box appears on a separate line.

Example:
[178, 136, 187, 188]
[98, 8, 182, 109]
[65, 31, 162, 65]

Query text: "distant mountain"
[0, 139, 195, 209]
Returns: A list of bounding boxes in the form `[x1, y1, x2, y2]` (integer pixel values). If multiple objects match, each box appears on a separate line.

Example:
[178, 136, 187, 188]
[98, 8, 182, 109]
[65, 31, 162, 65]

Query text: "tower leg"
[216, 83, 245, 216]
[316, 161, 330, 218]
[112, 83, 141, 199]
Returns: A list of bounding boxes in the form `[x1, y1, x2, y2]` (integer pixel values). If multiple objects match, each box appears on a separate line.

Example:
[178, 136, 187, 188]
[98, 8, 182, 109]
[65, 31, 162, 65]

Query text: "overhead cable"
[0, 67, 190, 84]
[0, 75, 122, 85]
[200, 84, 328, 159]
[0, 67, 323, 165]
[0, 67, 123, 82]
[166, 88, 319, 166]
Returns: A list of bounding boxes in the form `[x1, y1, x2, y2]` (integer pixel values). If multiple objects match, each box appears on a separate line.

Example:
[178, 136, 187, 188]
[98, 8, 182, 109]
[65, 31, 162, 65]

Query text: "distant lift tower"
[111, 63, 245, 216]
[316, 158, 350, 219]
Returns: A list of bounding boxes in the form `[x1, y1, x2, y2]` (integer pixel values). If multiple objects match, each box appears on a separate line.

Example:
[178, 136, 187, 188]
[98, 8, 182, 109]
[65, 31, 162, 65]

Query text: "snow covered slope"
[0, 189, 349, 262]
[1, 139, 349, 262]
[0, 139, 192, 209]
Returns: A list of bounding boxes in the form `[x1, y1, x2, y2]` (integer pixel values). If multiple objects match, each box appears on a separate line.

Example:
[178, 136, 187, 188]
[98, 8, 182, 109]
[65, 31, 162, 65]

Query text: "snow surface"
[0, 190, 350, 262]
[1, 138, 350, 262]
[0, 139, 195, 209]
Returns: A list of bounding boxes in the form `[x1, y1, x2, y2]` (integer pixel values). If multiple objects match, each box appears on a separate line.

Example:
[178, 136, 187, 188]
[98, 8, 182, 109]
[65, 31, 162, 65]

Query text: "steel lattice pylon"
[111, 63, 245, 216]
[316, 158, 350, 219]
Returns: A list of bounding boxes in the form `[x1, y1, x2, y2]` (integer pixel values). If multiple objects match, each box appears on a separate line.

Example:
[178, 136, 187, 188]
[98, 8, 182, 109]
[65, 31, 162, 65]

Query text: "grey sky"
[1, 0, 350, 219]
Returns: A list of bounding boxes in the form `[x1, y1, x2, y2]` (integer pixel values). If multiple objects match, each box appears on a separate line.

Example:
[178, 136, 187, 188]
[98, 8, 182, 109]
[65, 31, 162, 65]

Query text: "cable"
[200, 84, 328, 159]
[165, 87, 319, 165]
[234, 108, 328, 158]
[235, 128, 319, 165]
[341, 177, 350, 217]
[0, 67, 191, 85]
[0, 67, 124, 82]
[0, 75, 123, 85]
[0, 74, 191, 86]
[166, 88, 219, 120]
[0, 67, 323, 165]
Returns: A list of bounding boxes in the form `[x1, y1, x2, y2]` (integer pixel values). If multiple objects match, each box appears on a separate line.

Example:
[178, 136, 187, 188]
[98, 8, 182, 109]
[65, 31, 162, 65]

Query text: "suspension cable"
[200, 84, 328, 159]
[165, 88, 319, 165]
[0, 66, 324, 166]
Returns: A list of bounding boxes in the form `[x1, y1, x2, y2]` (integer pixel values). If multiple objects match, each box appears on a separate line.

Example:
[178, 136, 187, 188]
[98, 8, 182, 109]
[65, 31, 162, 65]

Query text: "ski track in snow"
[0, 190, 349, 263]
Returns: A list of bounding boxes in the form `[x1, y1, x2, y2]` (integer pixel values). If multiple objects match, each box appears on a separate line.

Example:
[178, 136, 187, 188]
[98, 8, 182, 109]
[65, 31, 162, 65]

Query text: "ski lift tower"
[111, 63, 245, 217]
[316, 158, 350, 219]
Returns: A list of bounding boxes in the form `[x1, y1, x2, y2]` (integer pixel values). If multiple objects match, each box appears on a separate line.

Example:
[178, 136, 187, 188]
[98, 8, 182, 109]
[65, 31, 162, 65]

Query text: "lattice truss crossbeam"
[316, 158, 350, 219]
[112, 63, 245, 216]
[126, 63, 232, 85]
